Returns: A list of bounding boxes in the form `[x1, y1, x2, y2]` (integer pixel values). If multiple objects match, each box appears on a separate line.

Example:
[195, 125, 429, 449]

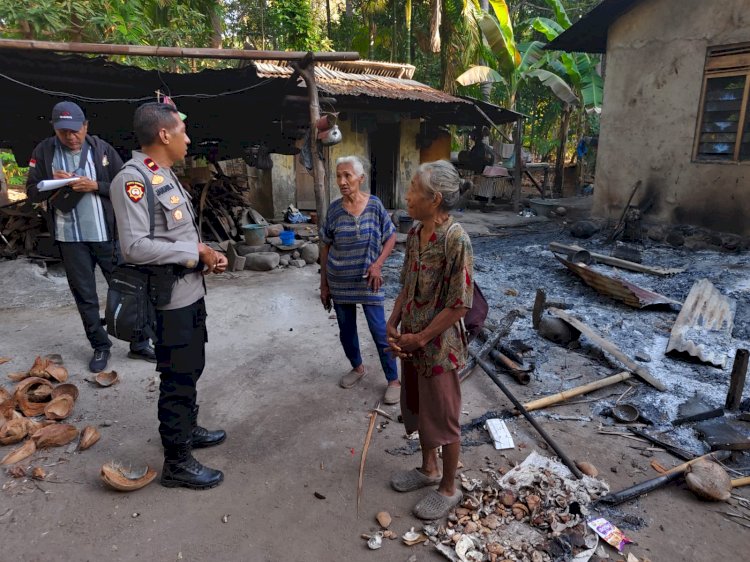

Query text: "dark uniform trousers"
[58, 241, 117, 351]
[155, 298, 208, 448]
[59, 241, 151, 353]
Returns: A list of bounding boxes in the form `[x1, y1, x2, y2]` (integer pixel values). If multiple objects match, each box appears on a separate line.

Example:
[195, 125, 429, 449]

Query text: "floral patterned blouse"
[399, 217, 474, 377]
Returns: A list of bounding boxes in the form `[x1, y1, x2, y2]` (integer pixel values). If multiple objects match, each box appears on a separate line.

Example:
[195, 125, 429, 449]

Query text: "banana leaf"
[577, 55, 604, 112]
[524, 68, 579, 106]
[456, 65, 505, 86]
[543, 0, 572, 28]
[483, 0, 521, 71]
[530, 17, 564, 41]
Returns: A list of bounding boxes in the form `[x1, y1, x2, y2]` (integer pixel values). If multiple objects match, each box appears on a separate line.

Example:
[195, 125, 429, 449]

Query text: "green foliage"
[268, 0, 330, 51]
[1, 151, 28, 187]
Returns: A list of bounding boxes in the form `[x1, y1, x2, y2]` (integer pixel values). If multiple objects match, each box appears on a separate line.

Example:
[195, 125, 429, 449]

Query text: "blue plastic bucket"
[279, 230, 295, 246]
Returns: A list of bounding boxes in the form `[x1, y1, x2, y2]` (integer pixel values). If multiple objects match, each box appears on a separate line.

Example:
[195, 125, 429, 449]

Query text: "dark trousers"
[59, 241, 115, 351]
[59, 241, 149, 352]
[155, 298, 207, 449]
[333, 302, 398, 382]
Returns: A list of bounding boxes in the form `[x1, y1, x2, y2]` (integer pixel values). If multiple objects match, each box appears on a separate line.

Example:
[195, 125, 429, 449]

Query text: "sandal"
[413, 488, 463, 520]
[339, 366, 367, 388]
[383, 384, 400, 405]
[390, 468, 442, 492]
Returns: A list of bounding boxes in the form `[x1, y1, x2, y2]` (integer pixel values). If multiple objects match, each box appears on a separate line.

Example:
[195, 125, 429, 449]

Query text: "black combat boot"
[160, 443, 224, 490]
[190, 405, 227, 448]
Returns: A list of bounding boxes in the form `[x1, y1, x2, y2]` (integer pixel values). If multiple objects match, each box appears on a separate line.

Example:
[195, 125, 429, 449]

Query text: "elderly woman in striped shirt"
[319, 156, 400, 405]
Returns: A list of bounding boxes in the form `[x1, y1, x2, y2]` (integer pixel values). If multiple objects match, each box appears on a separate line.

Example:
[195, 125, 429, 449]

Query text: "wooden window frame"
[693, 42, 750, 164]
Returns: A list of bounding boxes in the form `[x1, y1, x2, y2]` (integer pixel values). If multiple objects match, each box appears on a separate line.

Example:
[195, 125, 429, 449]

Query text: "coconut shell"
[31, 466, 46, 480]
[0, 418, 29, 445]
[685, 459, 732, 502]
[44, 354, 64, 365]
[44, 363, 69, 383]
[52, 383, 79, 402]
[0, 387, 11, 402]
[100, 462, 157, 492]
[14, 377, 54, 416]
[44, 395, 74, 421]
[94, 371, 119, 387]
[7, 372, 28, 382]
[78, 425, 101, 451]
[28, 356, 50, 377]
[32, 423, 79, 448]
[0, 396, 16, 421]
[1, 439, 36, 465]
[27, 384, 53, 402]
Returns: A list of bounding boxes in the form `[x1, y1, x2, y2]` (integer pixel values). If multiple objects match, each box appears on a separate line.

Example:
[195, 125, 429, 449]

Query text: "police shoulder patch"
[125, 181, 145, 203]
[144, 158, 159, 172]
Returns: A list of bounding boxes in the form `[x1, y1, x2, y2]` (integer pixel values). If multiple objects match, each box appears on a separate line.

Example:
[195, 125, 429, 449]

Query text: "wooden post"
[726, 348, 749, 410]
[294, 56, 328, 227]
[512, 117, 523, 212]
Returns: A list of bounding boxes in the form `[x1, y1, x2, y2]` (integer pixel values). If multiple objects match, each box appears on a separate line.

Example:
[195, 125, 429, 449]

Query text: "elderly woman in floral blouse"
[386, 160, 473, 520]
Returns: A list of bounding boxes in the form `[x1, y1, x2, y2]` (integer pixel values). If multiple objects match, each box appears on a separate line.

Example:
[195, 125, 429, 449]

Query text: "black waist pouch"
[105, 265, 155, 343]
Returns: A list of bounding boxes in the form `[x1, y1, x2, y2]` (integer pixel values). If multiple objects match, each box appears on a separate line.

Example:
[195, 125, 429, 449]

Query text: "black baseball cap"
[51, 101, 86, 131]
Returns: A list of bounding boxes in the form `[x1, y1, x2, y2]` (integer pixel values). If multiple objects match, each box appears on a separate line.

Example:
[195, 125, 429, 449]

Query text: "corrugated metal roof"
[544, 0, 644, 53]
[253, 62, 470, 104]
[555, 255, 681, 308]
[666, 279, 737, 368]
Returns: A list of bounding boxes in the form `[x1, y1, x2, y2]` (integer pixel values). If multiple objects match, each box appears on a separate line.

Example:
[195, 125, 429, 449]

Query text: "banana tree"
[456, 1, 577, 111]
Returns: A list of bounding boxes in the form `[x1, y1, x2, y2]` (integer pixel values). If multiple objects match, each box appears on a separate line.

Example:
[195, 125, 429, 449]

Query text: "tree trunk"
[209, 5, 223, 48]
[479, 0, 491, 101]
[553, 105, 572, 197]
[405, 0, 412, 64]
[346, 0, 353, 19]
[430, 0, 442, 53]
[326, 0, 332, 39]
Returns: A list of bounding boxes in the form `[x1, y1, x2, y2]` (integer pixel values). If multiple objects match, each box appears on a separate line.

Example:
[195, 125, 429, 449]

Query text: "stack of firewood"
[0, 201, 46, 259]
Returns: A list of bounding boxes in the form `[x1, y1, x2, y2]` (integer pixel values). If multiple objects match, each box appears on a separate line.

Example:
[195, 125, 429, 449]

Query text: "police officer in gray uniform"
[110, 102, 227, 489]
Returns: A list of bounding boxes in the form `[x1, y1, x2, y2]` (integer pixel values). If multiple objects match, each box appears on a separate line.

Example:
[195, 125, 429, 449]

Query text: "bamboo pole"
[0, 38, 359, 62]
[522, 371, 632, 412]
[732, 476, 750, 488]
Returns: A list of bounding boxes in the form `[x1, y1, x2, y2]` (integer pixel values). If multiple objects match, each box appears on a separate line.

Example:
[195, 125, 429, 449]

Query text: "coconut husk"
[44, 395, 74, 421]
[685, 459, 732, 502]
[31, 466, 46, 480]
[1, 439, 36, 465]
[376, 511, 392, 529]
[44, 363, 69, 383]
[14, 377, 54, 416]
[0, 357, 10, 365]
[78, 425, 101, 451]
[7, 372, 28, 382]
[100, 462, 157, 492]
[0, 418, 28, 445]
[0, 396, 16, 421]
[0, 387, 12, 402]
[27, 384, 53, 402]
[94, 371, 119, 387]
[28, 356, 50, 377]
[52, 383, 79, 402]
[32, 423, 78, 448]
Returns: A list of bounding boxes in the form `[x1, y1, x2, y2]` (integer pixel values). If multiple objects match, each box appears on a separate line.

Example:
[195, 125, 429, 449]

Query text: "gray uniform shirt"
[110, 151, 204, 310]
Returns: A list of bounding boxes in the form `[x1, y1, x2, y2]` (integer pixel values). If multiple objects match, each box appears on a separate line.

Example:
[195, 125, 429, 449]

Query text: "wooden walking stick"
[356, 401, 394, 515]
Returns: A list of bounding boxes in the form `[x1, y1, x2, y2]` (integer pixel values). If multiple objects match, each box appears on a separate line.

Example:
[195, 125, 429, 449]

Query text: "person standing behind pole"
[110, 102, 227, 490]
[26, 101, 155, 372]
[387, 160, 473, 520]
[319, 156, 400, 405]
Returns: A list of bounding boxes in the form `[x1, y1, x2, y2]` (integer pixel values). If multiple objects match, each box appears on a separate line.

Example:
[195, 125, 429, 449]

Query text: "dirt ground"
[1, 214, 748, 562]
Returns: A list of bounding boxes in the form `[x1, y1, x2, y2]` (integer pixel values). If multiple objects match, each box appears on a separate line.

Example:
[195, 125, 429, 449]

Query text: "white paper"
[36, 177, 80, 192]
[485, 418, 515, 450]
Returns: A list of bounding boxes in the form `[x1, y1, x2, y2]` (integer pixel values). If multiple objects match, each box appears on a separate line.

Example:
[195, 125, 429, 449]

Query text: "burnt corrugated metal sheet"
[555, 255, 681, 308]
[666, 279, 736, 368]
[254, 62, 469, 104]
[544, 0, 643, 53]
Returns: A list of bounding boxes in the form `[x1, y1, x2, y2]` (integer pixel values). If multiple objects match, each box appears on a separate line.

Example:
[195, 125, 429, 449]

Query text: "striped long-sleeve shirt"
[320, 195, 396, 305]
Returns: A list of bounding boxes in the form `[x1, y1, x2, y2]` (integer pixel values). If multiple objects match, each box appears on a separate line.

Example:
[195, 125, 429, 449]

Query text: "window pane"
[697, 75, 745, 161]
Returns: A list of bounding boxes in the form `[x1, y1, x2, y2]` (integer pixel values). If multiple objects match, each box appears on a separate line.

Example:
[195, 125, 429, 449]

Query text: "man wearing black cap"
[26, 101, 156, 372]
